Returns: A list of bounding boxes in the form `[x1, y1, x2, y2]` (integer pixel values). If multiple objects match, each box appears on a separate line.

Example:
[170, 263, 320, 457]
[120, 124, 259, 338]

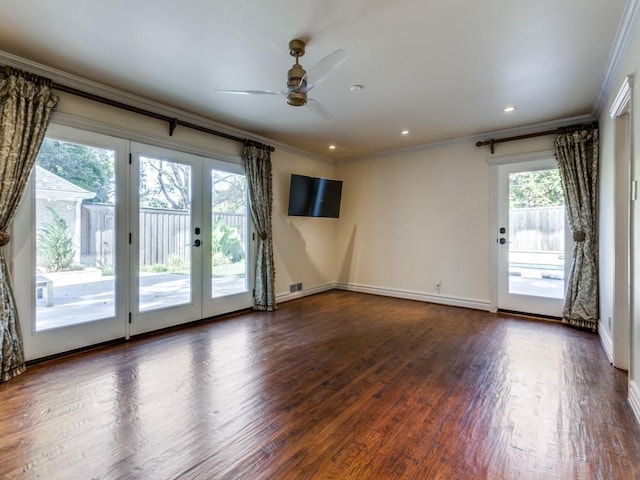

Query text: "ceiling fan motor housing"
[288, 63, 306, 89]
[287, 62, 307, 106]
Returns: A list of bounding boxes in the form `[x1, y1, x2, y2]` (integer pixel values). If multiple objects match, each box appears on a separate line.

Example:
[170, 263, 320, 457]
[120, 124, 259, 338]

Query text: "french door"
[129, 144, 203, 334]
[496, 158, 571, 317]
[13, 129, 253, 360]
[129, 143, 254, 335]
[13, 125, 129, 359]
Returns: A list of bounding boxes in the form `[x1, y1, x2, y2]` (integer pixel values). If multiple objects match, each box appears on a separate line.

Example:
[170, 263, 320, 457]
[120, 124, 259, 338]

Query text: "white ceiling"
[0, 0, 630, 159]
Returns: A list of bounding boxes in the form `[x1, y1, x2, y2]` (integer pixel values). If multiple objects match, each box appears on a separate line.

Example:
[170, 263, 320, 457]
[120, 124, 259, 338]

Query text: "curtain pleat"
[243, 143, 276, 311]
[0, 73, 58, 381]
[554, 129, 599, 332]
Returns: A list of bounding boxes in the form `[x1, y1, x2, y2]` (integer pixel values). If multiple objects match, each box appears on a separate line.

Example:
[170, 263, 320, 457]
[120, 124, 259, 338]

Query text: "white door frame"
[610, 75, 633, 372]
[488, 150, 562, 314]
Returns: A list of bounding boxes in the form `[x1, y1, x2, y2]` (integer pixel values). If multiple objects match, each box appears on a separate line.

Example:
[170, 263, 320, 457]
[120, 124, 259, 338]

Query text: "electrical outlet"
[435, 279, 441, 291]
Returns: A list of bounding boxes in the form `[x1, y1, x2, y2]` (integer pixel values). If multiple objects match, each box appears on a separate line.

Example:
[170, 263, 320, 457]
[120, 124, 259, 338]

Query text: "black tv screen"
[288, 174, 343, 218]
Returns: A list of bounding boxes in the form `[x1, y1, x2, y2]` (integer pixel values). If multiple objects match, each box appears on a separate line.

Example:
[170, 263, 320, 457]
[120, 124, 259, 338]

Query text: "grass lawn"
[212, 260, 245, 278]
[139, 260, 246, 277]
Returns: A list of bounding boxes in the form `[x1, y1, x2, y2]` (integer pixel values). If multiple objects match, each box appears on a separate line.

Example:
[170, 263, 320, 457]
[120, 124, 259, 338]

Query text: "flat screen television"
[288, 174, 343, 218]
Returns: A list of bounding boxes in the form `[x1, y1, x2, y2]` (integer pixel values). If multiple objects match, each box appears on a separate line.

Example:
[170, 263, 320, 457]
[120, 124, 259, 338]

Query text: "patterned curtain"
[554, 128, 599, 332]
[243, 142, 276, 311]
[0, 69, 58, 381]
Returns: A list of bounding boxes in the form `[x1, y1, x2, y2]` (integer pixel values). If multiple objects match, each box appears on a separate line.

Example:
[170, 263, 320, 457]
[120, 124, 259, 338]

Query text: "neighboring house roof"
[35, 166, 96, 201]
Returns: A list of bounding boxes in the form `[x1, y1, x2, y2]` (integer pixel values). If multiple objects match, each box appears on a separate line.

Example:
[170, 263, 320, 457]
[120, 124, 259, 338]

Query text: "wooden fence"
[509, 206, 565, 252]
[80, 204, 563, 266]
[138, 208, 190, 266]
[81, 204, 115, 267]
[81, 204, 245, 267]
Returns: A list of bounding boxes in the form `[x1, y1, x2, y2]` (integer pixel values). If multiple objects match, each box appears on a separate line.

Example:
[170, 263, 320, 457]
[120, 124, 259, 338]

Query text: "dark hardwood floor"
[1, 291, 639, 479]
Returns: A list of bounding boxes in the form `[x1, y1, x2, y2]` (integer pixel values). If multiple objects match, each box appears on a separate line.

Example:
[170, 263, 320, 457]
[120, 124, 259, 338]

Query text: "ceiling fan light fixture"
[287, 91, 307, 107]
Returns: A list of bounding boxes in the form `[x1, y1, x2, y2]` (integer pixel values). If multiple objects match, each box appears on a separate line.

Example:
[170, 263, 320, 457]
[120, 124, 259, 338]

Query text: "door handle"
[498, 238, 509, 245]
[192, 239, 201, 247]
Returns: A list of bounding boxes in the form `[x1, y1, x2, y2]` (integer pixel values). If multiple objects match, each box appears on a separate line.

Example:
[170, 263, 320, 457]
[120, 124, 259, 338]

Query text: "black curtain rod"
[53, 83, 275, 152]
[475, 121, 598, 154]
[2, 65, 274, 152]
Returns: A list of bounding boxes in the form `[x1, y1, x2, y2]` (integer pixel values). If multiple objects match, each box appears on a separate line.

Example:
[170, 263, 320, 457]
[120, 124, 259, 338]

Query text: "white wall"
[272, 151, 338, 298]
[334, 136, 554, 309]
[599, 20, 640, 422]
[599, 113, 616, 354]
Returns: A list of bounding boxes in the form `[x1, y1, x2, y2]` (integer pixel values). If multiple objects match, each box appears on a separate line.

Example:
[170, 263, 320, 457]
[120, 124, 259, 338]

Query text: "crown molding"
[610, 74, 634, 118]
[593, 0, 640, 116]
[0, 49, 333, 165]
[341, 114, 595, 163]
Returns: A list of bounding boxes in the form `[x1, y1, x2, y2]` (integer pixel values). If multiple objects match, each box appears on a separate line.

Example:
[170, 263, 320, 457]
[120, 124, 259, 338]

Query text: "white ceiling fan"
[216, 39, 348, 120]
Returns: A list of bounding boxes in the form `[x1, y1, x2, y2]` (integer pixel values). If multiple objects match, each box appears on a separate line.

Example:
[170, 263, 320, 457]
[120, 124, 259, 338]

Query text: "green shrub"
[100, 264, 114, 276]
[148, 264, 169, 273]
[212, 220, 244, 265]
[212, 251, 229, 267]
[37, 208, 75, 272]
[167, 255, 189, 274]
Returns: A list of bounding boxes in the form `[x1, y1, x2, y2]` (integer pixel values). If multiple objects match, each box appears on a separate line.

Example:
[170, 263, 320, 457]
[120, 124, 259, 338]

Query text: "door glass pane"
[211, 169, 248, 298]
[35, 139, 116, 331]
[138, 157, 192, 311]
[508, 168, 565, 299]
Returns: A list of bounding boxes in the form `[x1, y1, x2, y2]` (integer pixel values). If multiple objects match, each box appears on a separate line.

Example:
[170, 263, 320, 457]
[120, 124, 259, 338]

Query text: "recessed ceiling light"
[350, 84, 364, 93]
[401, 130, 409, 135]
[503, 106, 516, 113]
[329, 145, 336, 150]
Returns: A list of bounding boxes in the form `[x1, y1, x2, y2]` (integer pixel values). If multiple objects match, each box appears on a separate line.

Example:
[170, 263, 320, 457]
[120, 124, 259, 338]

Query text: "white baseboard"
[276, 282, 490, 311]
[629, 380, 640, 426]
[334, 282, 490, 311]
[598, 321, 614, 364]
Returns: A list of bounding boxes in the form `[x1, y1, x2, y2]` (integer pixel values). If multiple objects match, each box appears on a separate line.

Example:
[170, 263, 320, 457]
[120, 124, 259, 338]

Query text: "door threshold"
[497, 308, 562, 322]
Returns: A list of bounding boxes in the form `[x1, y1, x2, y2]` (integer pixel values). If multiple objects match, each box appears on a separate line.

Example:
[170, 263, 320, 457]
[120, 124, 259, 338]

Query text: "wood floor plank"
[0, 291, 639, 479]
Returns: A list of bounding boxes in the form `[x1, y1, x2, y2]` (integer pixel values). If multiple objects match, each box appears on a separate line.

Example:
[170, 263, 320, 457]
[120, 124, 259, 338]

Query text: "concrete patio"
[35, 269, 246, 331]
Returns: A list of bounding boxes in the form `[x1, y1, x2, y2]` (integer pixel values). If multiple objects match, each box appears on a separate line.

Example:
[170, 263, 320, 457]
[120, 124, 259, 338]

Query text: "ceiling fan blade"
[307, 98, 333, 121]
[216, 89, 283, 96]
[299, 49, 348, 93]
